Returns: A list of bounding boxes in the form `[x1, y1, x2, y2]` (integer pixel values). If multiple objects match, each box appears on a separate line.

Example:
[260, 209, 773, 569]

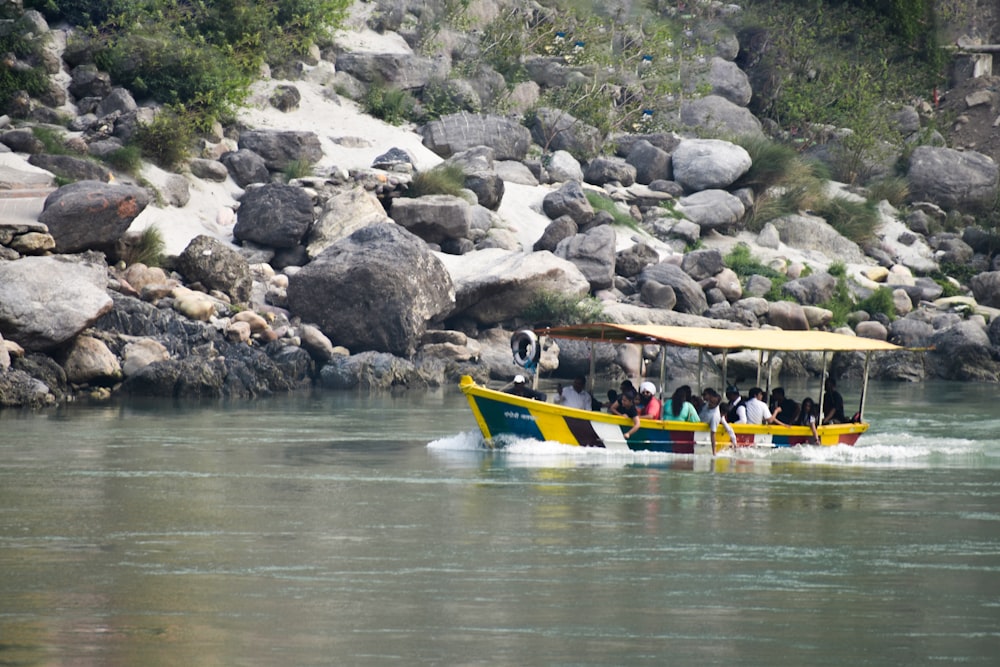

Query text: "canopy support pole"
[588, 342, 596, 394]
[859, 350, 871, 422]
[697, 349, 704, 392]
[721, 351, 728, 391]
[659, 345, 667, 398]
[533, 336, 545, 391]
[765, 351, 773, 397]
[818, 350, 829, 425]
[756, 350, 763, 388]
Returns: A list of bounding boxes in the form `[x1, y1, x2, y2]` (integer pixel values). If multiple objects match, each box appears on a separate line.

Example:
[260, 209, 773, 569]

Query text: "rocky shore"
[2, 0, 1000, 409]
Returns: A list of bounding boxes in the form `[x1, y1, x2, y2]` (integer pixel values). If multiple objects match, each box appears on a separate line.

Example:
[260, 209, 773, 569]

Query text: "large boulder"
[0, 253, 112, 351]
[625, 139, 671, 185]
[638, 262, 708, 315]
[676, 189, 746, 231]
[680, 95, 762, 137]
[529, 107, 602, 158]
[671, 139, 752, 192]
[438, 248, 590, 325]
[926, 320, 1000, 381]
[554, 224, 617, 291]
[907, 146, 998, 210]
[220, 149, 270, 187]
[237, 129, 323, 171]
[970, 271, 1000, 308]
[770, 213, 866, 263]
[542, 180, 595, 223]
[175, 235, 253, 303]
[390, 195, 473, 246]
[38, 181, 149, 253]
[286, 224, 454, 357]
[234, 183, 314, 249]
[306, 187, 389, 259]
[420, 112, 532, 160]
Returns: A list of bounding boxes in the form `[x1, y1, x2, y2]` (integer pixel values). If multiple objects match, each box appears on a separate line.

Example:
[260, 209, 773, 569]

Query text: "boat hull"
[460, 376, 867, 453]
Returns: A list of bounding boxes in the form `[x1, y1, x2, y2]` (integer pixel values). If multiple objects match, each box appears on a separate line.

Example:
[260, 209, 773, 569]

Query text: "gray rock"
[907, 146, 998, 210]
[782, 272, 837, 305]
[640, 279, 677, 310]
[437, 248, 590, 326]
[681, 248, 725, 280]
[855, 320, 888, 341]
[27, 153, 110, 182]
[680, 95, 763, 137]
[96, 87, 137, 118]
[238, 129, 323, 171]
[0, 253, 112, 351]
[677, 189, 746, 231]
[68, 64, 112, 100]
[234, 184, 314, 249]
[420, 112, 531, 160]
[542, 180, 594, 223]
[335, 51, 440, 91]
[176, 235, 253, 303]
[307, 187, 389, 259]
[38, 180, 149, 253]
[269, 84, 301, 112]
[767, 300, 809, 330]
[61, 335, 122, 384]
[533, 215, 578, 253]
[286, 224, 454, 357]
[926, 320, 1000, 381]
[625, 139, 671, 185]
[221, 149, 270, 187]
[390, 195, 473, 246]
[770, 213, 865, 263]
[546, 150, 583, 183]
[530, 107, 602, 158]
[971, 271, 1000, 308]
[554, 224, 617, 291]
[615, 242, 660, 278]
[672, 139, 752, 191]
[639, 262, 708, 315]
[189, 158, 229, 182]
[584, 156, 636, 186]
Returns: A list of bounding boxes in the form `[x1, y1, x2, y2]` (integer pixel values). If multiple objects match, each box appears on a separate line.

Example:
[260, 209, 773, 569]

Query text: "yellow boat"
[460, 323, 904, 453]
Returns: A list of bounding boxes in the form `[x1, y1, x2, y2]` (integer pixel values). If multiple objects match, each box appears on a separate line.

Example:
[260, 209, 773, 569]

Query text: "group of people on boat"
[506, 373, 850, 448]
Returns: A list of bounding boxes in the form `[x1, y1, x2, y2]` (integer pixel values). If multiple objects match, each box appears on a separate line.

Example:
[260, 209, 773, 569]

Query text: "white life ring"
[511, 330, 540, 368]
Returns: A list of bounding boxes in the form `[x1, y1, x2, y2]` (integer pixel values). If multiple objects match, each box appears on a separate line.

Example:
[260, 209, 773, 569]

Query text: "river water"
[2, 380, 999, 666]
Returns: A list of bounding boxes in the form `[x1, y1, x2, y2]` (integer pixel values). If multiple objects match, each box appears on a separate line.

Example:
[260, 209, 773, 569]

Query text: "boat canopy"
[535, 323, 904, 353]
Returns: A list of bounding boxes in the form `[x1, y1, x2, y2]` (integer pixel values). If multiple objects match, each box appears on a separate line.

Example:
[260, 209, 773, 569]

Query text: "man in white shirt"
[744, 387, 779, 425]
[554, 375, 593, 411]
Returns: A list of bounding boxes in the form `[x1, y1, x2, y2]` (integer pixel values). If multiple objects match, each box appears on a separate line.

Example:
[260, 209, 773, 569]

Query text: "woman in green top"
[661, 385, 701, 422]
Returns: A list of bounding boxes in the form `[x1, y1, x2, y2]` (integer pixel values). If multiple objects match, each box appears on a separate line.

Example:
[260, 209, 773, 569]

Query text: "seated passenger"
[611, 388, 641, 439]
[604, 380, 636, 413]
[769, 387, 799, 426]
[744, 387, 779, 425]
[725, 385, 747, 423]
[661, 385, 700, 422]
[823, 378, 847, 423]
[699, 388, 737, 453]
[506, 374, 546, 401]
[553, 375, 594, 411]
[798, 396, 820, 445]
[637, 381, 662, 419]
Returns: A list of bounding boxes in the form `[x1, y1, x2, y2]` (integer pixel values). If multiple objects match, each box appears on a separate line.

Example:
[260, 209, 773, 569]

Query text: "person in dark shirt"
[611, 388, 641, 439]
[770, 387, 799, 425]
[507, 374, 546, 401]
[823, 378, 846, 423]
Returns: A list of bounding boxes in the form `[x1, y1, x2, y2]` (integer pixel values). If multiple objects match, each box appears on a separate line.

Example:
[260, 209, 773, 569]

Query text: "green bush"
[32, 127, 70, 154]
[818, 262, 854, 326]
[812, 195, 879, 245]
[867, 176, 910, 208]
[118, 224, 165, 267]
[103, 144, 143, 174]
[586, 191, 639, 231]
[406, 163, 467, 198]
[856, 287, 896, 321]
[523, 290, 604, 326]
[283, 159, 313, 181]
[732, 135, 798, 196]
[135, 107, 196, 170]
[362, 82, 415, 126]
[0, 31, 49, 111]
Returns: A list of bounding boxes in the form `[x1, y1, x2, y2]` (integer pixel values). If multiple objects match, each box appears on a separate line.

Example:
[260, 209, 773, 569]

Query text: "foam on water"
[427, 426, 995, 470]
